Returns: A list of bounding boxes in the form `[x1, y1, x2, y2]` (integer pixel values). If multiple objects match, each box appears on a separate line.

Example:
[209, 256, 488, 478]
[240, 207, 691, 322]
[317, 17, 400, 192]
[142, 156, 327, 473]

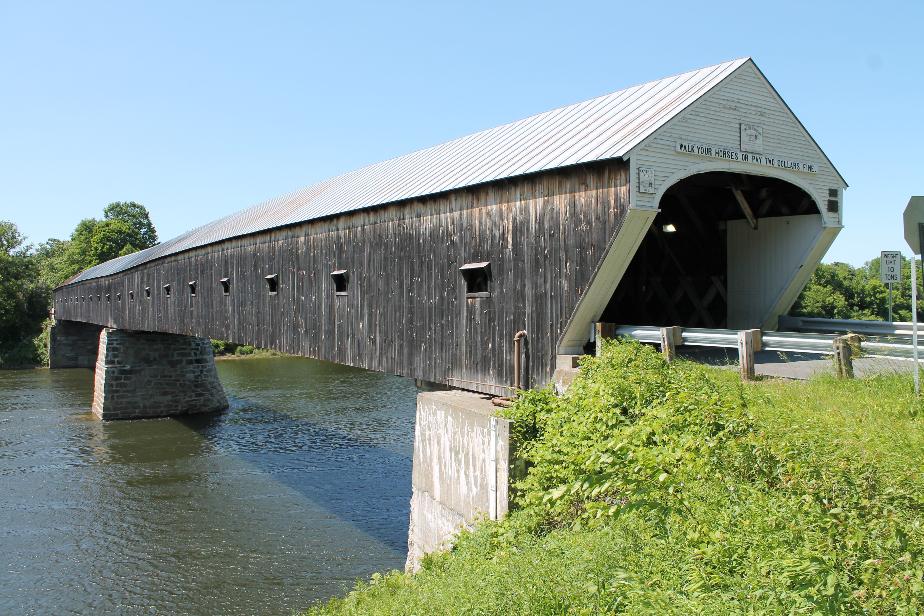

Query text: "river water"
[0, 357, 418, 615]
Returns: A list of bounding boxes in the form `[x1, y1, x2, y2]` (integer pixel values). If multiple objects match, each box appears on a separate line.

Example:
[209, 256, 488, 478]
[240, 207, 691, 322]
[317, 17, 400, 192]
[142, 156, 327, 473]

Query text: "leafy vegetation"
[0, 202, 157, 367]
[210, 339, 281, 358]
[211, 339, 230, 356]
[309, 341, 924, 615]
[792, 258, 922, 321]
[39, 201, 158, 289]
[0, 222, 48, 366]
[234, 344, 256, 356]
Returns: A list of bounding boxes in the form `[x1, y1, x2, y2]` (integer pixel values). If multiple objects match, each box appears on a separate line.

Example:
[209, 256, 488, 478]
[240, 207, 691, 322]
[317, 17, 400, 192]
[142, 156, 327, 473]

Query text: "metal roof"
[66, 58, 750, 285]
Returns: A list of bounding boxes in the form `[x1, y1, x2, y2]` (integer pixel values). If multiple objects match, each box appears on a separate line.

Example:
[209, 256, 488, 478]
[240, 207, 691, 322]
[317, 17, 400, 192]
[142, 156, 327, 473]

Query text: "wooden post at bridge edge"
[833, 333, 861, 379]
[659, 326, 682, 362]
[737, 329, 762, 381]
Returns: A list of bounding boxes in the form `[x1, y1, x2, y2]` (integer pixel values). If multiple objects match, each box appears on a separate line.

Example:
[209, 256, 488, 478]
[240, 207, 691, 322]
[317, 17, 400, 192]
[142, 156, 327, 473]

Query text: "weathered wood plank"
[53, 160, 630, 394]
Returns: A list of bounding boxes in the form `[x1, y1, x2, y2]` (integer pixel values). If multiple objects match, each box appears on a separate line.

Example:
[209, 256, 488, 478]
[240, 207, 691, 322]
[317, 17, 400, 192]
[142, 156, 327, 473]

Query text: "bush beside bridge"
[308, 340, 924, 615]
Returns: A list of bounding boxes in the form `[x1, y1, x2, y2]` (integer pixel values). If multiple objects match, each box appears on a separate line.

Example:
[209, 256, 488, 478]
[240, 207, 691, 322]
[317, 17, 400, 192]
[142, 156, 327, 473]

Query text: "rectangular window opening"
[188, 280, 197, 297]
[145, 287, 151, 299]
[130, 290, 135, 302]
[460, 261, 491, 298]
[265, 274, 279, 295]
[220, 277, 231, 296]
[331, 269, 349, 296]
[116, 292, 122, 302]
[105, 293, 110, 302]
[163, 284, 172, 297]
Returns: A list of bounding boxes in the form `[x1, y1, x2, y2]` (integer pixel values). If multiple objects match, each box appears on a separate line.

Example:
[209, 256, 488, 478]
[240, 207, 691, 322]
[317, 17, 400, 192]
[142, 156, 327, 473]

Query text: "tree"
[35, 202, 158, 288]
[61, 218, 100, 276]
[0, 201, 159, 366]
[88, 219, 143, 264]
[32, 238, 71, 289]
[0, 221, 47, 365]
[791, 258, 922, 322]
[103, 201, 157, 249]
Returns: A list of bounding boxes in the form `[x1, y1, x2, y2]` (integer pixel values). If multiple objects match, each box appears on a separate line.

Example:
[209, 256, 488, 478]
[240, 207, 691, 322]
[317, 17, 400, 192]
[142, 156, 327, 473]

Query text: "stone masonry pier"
[48, 319, 103, 369]
[91, 328, 228, 420]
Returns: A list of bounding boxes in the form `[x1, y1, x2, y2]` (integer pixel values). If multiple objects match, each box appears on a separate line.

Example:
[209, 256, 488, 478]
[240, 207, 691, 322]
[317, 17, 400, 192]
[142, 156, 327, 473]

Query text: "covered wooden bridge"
[52, 57, 846, 405]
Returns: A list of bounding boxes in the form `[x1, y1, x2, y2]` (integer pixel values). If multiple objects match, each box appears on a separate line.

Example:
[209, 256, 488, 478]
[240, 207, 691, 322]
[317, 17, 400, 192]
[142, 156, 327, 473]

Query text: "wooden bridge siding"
[54, 160, 629, 393]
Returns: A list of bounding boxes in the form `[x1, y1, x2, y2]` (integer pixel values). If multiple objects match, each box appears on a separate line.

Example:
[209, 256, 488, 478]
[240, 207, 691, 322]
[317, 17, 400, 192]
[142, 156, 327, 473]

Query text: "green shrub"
[31, 318, 52, 366]
[308, 340, 924, 615]
[0, 320, 49, 368]
[0, 341, 40, 368]
[502, 343, 752, 533]
[234, 344, 255, 356]
[211, 339, 228, 355]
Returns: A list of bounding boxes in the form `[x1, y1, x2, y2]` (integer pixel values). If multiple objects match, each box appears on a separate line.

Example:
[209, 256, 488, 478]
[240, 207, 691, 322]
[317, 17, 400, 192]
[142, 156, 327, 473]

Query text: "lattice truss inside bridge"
[602, 171, 817, 328]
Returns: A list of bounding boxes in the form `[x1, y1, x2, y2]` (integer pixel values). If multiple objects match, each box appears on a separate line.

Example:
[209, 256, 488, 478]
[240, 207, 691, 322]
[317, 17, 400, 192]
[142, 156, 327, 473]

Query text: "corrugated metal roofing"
[66, 57, 750, 285]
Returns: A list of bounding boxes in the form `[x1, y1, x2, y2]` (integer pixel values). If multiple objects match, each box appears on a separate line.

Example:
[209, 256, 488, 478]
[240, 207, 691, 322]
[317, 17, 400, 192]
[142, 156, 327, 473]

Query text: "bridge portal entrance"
[601, 172, 822, 330]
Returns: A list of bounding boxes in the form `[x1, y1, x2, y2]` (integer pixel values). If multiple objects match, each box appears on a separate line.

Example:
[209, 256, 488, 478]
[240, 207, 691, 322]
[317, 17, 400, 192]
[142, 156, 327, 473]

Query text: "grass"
[306, 341, 924, 615]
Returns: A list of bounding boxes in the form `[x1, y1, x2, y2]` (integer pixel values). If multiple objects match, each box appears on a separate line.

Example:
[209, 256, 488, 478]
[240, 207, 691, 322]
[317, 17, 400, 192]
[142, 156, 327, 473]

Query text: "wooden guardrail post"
[595, 323, 615, 356]
[660, 326, 682, 362]
[834, 333, 861, 379]
[738, 329, 762, 381]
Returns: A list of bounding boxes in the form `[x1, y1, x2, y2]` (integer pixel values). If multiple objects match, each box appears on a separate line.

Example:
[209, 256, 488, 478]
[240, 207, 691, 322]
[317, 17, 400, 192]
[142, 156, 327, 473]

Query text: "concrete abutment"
[406, 390, 514, 571]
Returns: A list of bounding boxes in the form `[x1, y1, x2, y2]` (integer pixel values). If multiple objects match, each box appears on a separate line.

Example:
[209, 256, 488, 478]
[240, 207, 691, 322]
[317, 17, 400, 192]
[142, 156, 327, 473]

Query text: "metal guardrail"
[601, 323, 916, 362]
[779, 315, 921, 338]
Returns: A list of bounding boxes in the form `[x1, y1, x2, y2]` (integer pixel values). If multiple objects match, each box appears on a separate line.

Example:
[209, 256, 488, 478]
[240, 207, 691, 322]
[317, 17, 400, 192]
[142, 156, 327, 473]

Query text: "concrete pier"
[48, 319, 104, 369]
[406, 390, 513, 571]
[91, 328, 228, 420]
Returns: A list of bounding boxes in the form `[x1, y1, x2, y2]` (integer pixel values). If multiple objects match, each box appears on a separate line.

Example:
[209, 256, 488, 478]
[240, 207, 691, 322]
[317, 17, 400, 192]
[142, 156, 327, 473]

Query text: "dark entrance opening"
[601, 172, 818, 328]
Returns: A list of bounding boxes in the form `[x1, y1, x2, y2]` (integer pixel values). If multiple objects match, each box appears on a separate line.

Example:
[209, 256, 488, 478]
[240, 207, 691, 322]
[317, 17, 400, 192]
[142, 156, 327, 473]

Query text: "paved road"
[678, 348, 915, 380]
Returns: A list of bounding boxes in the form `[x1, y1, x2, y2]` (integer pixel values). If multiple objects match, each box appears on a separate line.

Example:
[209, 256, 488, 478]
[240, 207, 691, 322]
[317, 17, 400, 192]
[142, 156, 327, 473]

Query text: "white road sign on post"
[881, 251, 902, 322]
[881, 251, 902, 284]
[903, 196, 924, 396]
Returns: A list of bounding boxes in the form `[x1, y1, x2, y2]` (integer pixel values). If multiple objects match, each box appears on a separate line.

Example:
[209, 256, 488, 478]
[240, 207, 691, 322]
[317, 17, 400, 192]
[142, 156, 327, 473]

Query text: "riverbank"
[307, 340, 924, 614]
[213, 348, 288, 360]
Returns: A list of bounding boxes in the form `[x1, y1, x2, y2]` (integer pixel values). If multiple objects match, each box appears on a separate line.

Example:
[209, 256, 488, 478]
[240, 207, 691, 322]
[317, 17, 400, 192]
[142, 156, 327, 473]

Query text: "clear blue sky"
[1, 1, 921, 265]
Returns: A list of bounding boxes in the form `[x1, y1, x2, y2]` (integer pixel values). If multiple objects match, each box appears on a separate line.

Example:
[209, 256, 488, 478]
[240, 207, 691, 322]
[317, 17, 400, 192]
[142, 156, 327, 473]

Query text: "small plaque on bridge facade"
[638, 167, 655, 193]
[740, 123, 763, 153]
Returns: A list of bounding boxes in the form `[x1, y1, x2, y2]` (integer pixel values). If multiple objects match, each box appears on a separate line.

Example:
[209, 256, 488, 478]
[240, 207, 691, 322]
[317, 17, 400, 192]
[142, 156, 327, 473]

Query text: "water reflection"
[0, 357, 417, 615]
